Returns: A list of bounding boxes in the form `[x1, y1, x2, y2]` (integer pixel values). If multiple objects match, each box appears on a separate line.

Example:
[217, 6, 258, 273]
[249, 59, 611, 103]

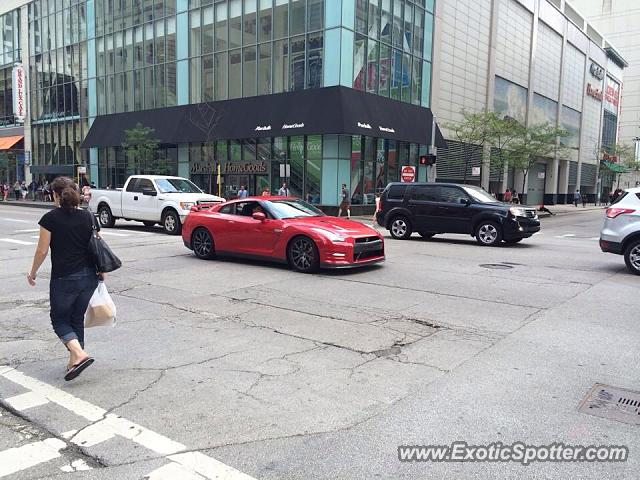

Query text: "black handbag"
[88, 211, 122, 273]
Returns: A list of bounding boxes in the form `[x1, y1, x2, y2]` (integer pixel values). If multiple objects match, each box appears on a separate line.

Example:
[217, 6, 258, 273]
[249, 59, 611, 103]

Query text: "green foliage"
[122, 123, 160, 173]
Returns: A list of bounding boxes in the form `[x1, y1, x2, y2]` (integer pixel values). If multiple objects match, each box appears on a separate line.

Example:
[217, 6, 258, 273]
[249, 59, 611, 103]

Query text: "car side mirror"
[460, 198, 471, 206]
[142, 188, 157, 196]
[252, 212, 266, 221]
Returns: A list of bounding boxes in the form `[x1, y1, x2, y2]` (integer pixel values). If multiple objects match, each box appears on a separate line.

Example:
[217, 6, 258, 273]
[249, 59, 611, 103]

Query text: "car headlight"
[312, 228, 346, 242]
[180, 202, 195, 210]
[509, 207, 526, 217]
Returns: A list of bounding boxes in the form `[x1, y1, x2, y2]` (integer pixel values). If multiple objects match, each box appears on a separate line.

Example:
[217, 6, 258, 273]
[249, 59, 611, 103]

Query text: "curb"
[0, 201, 56, 210]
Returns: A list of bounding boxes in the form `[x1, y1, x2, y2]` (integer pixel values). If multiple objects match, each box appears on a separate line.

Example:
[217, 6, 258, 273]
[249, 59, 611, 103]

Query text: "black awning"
[30, 164, 75, 175]
[82, 86, 446, 148]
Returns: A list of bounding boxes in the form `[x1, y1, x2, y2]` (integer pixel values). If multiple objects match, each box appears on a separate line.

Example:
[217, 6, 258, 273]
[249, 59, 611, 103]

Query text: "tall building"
[431, 0, 627, 203]
[0, 0, 442, 211]
[573, 0, 640, 188]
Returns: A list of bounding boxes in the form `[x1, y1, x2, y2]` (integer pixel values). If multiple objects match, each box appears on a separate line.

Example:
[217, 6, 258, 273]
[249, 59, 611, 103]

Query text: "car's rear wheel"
[475, 221, 502, 246]
[418, 231, 435, 239]
[192, 227, 216, 259]
[98, 204, 115, 228]
[162, 209, 181, 235]
[504, 237, 523, 244]
[390, 216, 412, 240]
[142, 221, 156, 227]
[624, 239, 640, 275]
[287, 236, 320, 273]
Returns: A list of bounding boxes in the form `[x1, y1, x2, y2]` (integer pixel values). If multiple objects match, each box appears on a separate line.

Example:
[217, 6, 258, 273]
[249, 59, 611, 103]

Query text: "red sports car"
[182, 197, 385, 273]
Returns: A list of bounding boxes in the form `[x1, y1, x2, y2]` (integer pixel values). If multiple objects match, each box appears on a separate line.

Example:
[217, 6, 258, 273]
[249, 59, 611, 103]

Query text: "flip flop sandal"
[64, 357, 94, 381]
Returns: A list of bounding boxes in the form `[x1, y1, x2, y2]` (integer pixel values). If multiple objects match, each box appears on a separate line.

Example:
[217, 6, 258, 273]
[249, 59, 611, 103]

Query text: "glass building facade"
[26, 0, 435, 208]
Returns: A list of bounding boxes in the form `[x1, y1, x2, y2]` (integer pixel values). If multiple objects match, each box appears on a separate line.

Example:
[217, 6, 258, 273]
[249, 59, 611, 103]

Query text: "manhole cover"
[479, 263, 514, 270]
[578, 383, 640, 425]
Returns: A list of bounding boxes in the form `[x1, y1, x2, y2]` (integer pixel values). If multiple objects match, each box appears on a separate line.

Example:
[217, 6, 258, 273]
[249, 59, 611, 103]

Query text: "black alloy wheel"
[192, 227, 216, 259]
[288, 236, 320, 273]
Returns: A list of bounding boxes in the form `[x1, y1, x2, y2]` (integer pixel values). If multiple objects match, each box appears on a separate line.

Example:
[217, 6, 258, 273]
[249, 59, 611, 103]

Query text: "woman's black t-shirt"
[38, 208, 96, 278]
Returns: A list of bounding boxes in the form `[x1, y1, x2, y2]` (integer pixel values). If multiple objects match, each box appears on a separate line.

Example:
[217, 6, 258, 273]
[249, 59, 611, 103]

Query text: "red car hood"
[286, 216, 379, 237]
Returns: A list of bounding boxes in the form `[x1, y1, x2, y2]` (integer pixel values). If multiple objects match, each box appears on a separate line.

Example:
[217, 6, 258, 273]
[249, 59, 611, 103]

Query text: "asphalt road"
[1, 205, 638, 479]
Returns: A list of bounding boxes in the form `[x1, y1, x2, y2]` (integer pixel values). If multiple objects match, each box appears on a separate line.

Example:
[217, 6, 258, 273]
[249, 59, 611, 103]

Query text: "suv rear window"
[387, 184, 408, 200]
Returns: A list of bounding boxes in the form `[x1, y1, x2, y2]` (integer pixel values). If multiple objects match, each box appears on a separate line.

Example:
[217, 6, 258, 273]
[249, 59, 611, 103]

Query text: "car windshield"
[462, 186, 498, 203]
[265, 199, 325, 219]
[155, 178, 202, 193]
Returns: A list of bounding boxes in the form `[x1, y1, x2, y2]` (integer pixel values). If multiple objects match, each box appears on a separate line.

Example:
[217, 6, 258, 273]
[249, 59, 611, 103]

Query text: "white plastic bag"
[84, 282, 117, 328]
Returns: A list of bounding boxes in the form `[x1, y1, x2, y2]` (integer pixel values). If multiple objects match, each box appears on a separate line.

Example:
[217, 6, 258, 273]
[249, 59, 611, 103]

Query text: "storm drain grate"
[578, 383, 640, 426]
[479, 263, 514, 270]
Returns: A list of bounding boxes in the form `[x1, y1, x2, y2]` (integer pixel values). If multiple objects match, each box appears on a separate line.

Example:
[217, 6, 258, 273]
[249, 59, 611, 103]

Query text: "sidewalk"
[0, 199, 57, 210]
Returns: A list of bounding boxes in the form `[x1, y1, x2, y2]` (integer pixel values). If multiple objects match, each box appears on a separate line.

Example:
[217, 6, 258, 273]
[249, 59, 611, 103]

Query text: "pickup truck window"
[125, 179, 139, 192]
[155, 178, 202, 193]
[137, 179, 155, 192]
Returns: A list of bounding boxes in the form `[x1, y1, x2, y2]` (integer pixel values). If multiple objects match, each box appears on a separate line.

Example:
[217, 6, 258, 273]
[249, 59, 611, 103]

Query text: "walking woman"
[27, 177, 101, 381]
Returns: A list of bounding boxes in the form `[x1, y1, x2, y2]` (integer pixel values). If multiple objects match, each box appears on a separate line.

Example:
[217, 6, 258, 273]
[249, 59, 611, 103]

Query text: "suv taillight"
[606, 207, 635, 218]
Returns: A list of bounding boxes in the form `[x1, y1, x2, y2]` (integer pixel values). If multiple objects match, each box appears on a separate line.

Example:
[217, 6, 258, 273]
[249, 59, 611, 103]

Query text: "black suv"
[376, 182, 540, 246]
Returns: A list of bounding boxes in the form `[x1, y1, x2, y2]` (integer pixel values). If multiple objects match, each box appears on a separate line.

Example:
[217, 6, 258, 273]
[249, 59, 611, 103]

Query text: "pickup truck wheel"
[162, 210, 181, 235]
[98, 205, 115, 228]
[192, 228, 216, 260]
[142, 221, 156, 227]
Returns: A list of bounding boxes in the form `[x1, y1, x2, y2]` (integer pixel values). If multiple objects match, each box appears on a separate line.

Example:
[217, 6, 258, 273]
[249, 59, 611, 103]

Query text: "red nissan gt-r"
[182, 196, 385, 273]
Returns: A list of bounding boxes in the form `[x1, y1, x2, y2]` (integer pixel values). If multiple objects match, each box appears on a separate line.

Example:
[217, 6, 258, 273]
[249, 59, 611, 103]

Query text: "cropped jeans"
[49, 267, 99, 348]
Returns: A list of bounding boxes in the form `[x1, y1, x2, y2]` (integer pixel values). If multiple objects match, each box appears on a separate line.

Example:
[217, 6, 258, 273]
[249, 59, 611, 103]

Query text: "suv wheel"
[390, 216, 412, 240]
[475, 221, 502, 246]
[624, 239, 640, 275]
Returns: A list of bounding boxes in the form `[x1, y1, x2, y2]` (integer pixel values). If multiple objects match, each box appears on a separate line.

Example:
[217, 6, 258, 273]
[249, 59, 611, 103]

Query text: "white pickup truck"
[89, 175, 225, 235]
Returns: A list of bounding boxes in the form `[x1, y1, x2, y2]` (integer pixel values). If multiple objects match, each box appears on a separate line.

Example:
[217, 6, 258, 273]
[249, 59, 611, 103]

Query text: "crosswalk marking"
[0, 367, 257, 480]
[59, 459, 92, 472]
[0, 218, 31, 223]
[0, 438, 66, 478]
[99, 231, 130, 237]
[4, 391, 49, 411]
[0, 238, 35, 245]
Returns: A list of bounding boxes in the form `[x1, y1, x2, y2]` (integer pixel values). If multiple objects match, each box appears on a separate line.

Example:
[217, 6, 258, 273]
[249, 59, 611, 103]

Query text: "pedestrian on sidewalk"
[20, 181, 28, 200]
[538, 204, 555, 215]
[511, 190, 520, 204]
[582, 192, 588, 208]
[27, 176, 102, 382]
[29, 179, 37, 200]
[13, 180, 21, 200]
[503, 188, 512, 203]
[278, 182, 290, 196]
[574, 189, 581, 207]
[237, 185, 248, 199]
[338, 183, 351, 219]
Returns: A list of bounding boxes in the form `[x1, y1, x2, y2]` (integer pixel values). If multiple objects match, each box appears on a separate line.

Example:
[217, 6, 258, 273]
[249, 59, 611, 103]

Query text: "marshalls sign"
[12, 63, 26, 123]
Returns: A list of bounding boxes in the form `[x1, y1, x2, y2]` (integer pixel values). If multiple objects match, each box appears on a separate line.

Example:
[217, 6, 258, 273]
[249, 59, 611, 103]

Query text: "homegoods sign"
[12, 63, 26, 123]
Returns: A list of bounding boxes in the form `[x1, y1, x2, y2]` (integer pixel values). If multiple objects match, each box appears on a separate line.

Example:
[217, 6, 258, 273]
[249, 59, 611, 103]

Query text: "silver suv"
[600, 187, 640, 275]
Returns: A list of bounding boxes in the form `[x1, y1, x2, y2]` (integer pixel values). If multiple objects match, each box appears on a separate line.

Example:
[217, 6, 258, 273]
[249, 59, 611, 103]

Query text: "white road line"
[4, 391, 49, 411]
[0, 218, 31, 223]
[0, 438, 66, 478]
[590, 237, 600, 240]
[0, 238, 35, 245]
[15, 228, 40, 233]
[98, 231, 130, 237]
[0, 367, 257, 480]
[59, 459, 92, 472]
[561, 233, 575, 237]
[146, 462, 207, 480]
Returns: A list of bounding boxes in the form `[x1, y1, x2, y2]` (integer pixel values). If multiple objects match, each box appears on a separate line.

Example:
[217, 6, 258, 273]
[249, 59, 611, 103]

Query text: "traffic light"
[420, 154, 436, 166]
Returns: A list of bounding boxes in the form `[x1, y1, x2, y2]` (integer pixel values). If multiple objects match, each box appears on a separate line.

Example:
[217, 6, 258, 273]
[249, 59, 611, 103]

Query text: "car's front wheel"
[192, 227, 216, 259]
[287, 236, 320, 273]
[162, 209, 182, 235]
[475, 221, 503, 246]
[389, 216, 412, 240]
[624, 239, 640, 275]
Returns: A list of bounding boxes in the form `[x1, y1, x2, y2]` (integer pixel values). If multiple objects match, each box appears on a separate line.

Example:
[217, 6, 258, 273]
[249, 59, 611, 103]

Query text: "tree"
[498, 123, 569, 199]
[604, 143, 634, 188]
[444, 111, 504, 184]
[122, 123, 160, 174]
